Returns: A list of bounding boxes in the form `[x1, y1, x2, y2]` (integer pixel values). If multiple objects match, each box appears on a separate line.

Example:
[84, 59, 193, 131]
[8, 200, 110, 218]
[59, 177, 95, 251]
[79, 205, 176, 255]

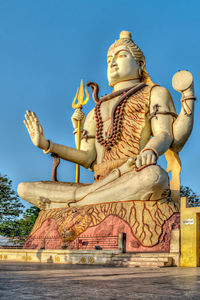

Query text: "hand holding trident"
[72, 80, 89, 183]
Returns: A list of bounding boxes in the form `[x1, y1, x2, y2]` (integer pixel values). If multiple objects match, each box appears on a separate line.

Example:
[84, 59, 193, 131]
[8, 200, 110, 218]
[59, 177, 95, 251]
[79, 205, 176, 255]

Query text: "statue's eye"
[107, 58, 112, 64]
[119, 54, 127, 58]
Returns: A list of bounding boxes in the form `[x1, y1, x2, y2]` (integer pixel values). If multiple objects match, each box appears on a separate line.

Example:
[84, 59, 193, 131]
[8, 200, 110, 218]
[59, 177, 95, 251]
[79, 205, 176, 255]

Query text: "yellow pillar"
[180, 197, 199, 267]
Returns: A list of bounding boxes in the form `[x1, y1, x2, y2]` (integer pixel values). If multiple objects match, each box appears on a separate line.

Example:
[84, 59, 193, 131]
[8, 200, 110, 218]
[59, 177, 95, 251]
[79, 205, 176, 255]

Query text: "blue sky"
[0, 0, 200, 208]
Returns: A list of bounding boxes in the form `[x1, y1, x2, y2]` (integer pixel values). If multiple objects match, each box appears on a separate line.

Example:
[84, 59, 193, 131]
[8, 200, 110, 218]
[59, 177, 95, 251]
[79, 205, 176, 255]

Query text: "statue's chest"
[101, 87, 151, 162]
[101, 93, 149, 137]
[100, 97, 118, 123]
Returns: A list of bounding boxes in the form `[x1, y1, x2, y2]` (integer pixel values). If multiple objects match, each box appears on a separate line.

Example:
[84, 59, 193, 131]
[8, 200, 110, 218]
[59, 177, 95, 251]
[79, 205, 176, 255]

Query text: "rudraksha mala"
[95, 96, 129, 150]
[90, 82, 146, 151]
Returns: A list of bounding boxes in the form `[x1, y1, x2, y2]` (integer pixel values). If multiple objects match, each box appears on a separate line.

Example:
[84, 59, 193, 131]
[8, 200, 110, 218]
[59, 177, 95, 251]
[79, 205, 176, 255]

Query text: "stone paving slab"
[0, 262, 200, 299]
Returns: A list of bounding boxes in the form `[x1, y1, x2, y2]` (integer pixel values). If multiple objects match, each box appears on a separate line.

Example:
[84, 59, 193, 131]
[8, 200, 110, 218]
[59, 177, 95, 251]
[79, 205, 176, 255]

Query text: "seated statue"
[18, 31, 196, 210]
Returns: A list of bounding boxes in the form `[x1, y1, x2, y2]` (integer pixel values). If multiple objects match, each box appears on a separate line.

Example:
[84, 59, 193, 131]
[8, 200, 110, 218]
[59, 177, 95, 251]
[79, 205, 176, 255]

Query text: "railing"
[0, 236, 26, 249]
[74, 235, 119, 250]
[24, 235, 120, 250]
[0, 233, 126, 252]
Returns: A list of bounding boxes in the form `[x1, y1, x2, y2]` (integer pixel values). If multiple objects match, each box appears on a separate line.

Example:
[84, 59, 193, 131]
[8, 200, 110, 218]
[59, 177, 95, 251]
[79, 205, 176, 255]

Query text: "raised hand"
[172, 70, 195, 115]
[24, 110, 48, 150]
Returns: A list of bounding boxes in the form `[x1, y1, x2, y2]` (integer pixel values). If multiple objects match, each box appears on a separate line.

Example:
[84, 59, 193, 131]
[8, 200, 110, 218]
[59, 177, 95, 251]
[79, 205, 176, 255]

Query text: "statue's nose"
[110, 56, 117, 67]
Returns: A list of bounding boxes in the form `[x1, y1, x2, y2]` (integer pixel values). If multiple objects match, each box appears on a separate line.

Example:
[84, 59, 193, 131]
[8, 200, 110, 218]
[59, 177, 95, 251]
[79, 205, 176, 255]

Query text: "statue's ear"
[139, 60, 145, 71]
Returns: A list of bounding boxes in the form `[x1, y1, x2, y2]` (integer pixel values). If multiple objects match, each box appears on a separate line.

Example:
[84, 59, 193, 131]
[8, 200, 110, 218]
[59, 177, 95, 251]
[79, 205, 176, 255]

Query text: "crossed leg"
[18, 163, 169, 209]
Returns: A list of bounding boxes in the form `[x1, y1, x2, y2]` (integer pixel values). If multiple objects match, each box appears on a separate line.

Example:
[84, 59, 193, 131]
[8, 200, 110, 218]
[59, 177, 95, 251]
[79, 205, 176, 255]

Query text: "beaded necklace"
[94, 83, 146, 150]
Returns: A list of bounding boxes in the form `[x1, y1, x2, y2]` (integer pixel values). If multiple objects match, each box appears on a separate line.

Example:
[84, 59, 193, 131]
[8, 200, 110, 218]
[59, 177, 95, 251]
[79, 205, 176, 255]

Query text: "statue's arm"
[24, 109, 96, 169]
[72, 108, 97, 167]
[148, 86, 174, 155]
[136, 86, 173, 168]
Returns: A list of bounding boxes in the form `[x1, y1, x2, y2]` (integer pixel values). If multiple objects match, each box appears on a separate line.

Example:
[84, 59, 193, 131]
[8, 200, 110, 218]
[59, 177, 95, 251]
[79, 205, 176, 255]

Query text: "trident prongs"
[72, 80, 89, 109]
[72, 80, 89, 183]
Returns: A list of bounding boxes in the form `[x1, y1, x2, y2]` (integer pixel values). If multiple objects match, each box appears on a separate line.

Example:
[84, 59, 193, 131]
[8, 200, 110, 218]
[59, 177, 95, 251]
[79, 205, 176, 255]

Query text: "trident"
[72, 80, 89, 183]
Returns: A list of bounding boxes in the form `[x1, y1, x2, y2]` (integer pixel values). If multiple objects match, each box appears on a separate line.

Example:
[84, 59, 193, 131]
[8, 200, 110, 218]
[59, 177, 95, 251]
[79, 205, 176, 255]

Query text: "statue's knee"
[140, 165, 169, 188]
[17, 182, 31, 199]
[17, 182, 24, 199]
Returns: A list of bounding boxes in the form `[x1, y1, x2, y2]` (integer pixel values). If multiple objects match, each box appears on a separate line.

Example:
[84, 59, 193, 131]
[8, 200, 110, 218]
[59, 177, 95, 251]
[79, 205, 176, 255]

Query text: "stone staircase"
[111, 253, 174, 267]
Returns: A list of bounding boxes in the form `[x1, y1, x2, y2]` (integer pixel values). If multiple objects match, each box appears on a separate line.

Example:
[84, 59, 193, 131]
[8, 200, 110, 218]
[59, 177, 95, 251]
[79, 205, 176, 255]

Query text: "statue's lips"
[110, 67, 119, 73]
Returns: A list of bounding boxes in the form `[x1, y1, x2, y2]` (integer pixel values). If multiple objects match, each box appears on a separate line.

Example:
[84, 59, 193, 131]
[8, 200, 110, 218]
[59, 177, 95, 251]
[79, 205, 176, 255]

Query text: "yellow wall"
[180, 197, 200, 267]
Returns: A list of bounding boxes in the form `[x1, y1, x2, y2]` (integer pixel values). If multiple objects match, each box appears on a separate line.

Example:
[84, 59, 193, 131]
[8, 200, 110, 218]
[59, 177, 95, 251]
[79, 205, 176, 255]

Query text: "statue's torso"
[94, 85, 152, 166]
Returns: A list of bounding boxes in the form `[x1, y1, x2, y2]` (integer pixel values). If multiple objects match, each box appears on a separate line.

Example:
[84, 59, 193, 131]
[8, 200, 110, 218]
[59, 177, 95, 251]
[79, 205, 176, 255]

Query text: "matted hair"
[108, 31, 155, 86]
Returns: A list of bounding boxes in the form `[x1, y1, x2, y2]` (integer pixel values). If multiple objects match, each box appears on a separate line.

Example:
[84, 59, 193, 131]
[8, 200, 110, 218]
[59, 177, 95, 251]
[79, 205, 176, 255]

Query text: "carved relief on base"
[23, 200, 179, 251]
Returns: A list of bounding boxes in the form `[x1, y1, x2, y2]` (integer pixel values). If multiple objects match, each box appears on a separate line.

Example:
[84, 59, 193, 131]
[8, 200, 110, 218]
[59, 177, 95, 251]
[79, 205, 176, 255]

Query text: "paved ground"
[0, 262, 200, 299]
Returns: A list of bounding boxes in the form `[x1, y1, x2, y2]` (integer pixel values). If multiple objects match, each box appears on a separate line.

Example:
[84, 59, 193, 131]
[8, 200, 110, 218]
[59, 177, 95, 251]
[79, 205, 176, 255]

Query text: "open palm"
[24, 110, 47, 149]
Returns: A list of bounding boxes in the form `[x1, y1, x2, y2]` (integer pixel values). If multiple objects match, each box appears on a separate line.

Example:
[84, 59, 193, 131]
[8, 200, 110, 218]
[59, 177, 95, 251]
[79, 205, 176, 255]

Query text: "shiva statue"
[18, 31, 196, 210]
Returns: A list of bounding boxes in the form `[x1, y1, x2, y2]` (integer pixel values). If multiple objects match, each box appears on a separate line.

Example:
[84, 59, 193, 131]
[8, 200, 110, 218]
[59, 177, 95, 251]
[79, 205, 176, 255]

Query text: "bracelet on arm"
[181, 96, 196, 101]
[181, 96, 196, 115]
[141, 148, 159, 160]
[43, 140, 53, 154]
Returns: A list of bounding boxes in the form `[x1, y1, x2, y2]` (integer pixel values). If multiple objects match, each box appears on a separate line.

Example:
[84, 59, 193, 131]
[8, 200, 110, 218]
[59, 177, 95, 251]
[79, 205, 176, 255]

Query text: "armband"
[181, 96, 196, 101]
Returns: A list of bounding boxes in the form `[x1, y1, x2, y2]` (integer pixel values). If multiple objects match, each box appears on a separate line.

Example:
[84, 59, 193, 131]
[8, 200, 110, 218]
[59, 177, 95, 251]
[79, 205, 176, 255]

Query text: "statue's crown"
[119, 31, 132, 40]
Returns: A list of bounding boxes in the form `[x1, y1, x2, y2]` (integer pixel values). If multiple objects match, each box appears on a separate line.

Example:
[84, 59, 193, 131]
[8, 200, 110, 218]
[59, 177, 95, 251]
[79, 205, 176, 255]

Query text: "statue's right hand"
[71, 109, 86, 130]
[24, 110, 49, 150]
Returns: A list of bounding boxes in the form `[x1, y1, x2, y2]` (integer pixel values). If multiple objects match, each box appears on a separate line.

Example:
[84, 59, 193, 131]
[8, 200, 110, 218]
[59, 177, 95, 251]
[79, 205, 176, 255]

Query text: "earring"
[138, 68, 143, 78]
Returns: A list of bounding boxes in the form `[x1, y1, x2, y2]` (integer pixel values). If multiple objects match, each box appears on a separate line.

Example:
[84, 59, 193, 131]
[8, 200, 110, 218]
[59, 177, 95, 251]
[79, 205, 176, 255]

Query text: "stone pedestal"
[23, 200, 180, 253]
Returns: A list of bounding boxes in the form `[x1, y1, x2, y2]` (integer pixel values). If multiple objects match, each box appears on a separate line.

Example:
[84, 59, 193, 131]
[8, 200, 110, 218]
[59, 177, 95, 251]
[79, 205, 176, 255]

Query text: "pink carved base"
[24, 219, 62, 250]
[24, 213, 180, 252]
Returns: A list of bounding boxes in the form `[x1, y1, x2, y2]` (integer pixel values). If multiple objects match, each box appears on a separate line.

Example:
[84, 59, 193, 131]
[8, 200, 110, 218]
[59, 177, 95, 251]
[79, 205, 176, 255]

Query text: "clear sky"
[0, 0, 200, 208]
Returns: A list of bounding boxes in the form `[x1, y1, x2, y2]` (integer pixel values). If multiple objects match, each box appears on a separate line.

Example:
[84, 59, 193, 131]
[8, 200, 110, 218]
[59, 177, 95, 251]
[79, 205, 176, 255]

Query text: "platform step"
[115, 261, 167, 267]
[115, 253, 171, 258]
[112, 257, 170, 262]
[111, 255, 173, 267]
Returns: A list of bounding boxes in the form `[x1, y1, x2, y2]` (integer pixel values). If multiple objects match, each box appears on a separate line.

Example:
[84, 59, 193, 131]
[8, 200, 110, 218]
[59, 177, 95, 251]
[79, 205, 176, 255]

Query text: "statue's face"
[107, 45, 139, 86]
